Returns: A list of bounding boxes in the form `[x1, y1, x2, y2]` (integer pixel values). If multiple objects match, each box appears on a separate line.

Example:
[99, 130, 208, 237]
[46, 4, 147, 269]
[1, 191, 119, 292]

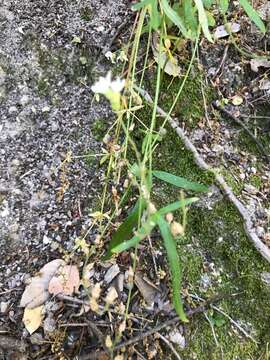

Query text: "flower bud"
[170, 221, 184, 237]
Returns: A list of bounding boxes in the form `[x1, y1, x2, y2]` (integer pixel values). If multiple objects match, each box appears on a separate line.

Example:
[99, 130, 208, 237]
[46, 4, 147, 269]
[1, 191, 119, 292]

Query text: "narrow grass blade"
[112, 197, 197, 253]
[132, 0, 153, 11]
[111, 212, 159, 253]
[194, 0, 214, 42]
[219, 0, 229, 14]
[183, 0, 198, 36]
[158, 198, 198, 215]
[153, 170, 208, 192]
[105, 198, 146, 258]
[239, 0, 266, 34]
[160, 0, 189, 38]
[156, 214, 188, 322]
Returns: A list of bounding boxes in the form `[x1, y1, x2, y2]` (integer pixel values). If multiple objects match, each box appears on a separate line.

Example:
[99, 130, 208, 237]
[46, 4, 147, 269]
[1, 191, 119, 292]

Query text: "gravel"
[0, 0, 130, 291]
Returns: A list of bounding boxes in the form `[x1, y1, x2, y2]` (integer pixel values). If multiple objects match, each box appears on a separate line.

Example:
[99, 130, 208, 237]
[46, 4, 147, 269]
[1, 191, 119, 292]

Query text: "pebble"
[0, 301, 9, 313]
[168, 330, 186, 349]
[19, 94, 30, 106]
[8, 106, 18, 114]
[0, 66, 6, 86]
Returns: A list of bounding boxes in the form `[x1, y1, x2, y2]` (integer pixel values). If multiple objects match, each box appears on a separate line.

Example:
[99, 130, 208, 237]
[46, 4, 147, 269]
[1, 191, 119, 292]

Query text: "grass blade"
[239, 0, 266, 34]
[105, 198, 146, 258]
[111, 197, 197, 253]
[194, 0, 213, 42]
[160, 0, 189, 38]
[159, 197, 198, 215]
[111, 212, 159, 253]
[132, 0, 153, 11]
[156, 214, 188, 322]
[219, 0, 229, 14]
[153, 170, 208, 192]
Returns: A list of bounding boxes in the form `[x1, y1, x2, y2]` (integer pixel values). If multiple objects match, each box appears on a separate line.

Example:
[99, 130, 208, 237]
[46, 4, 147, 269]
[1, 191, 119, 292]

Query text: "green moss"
[37, 77, 49, 95]
[177, 200, 270, 359]
[249, 175, 263, 189]
[91, 118, 107, 141]
[132, 66, 270, 359]
[221, 170, 243, 195]
[145, 65, 214, 127]
[80, 6, 92, 21]
[84, 150, 98, 169]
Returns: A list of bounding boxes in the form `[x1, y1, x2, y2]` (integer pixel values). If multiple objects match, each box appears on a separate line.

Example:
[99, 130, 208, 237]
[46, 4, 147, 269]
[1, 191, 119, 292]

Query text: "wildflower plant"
[91, 67, 208, 322]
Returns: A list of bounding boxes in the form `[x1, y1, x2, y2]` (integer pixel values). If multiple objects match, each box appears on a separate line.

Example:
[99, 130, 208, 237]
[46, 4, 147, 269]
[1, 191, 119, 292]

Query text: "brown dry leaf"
[151, 32, 181, 77]
[20, 259, 65, 309]
[134, 273, 160, 307]
[23, 305, 44, 334]
[48, 265, 80, 295]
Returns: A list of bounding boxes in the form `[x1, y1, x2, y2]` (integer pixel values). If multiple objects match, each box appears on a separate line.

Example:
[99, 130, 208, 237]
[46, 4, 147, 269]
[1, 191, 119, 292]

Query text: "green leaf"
[182, 0, 198, 36]
[202, 0, 214, 10]
[111, 212, 159, 253]
[239, 0, 266, 34]
[153, 170, 208, 192]
[160, 0, 190, 38]
[149, 0, 162, 30]
[156, 214, 188, 322]
[104, 198, 146, 259]
[194, 0, 214, 42]
[158, 198, 198, 215]
[206, 11, 216, 27]
[111, 197, 197, 253]
[219, 0, 229, 14]
[132, 0, 153, 11]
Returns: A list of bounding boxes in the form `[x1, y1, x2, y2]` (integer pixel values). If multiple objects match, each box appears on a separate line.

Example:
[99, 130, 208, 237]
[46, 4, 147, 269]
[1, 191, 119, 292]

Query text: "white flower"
[110, 77, 125, 92]
[91, 72, 112, 94]
[91, 72, 125, 111]
[91, 72, 125, 95]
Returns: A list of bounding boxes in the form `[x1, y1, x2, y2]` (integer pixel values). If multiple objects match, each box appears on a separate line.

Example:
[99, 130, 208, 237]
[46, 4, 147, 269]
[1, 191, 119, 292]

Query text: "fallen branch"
[135, 86, 270, 263]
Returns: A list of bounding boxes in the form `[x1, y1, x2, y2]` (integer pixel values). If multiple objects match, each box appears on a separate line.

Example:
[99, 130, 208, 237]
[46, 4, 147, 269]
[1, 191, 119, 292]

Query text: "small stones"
[19, 95, 30, 106]
[168, 329, 186, 349]
[261, 272, 270, 286]
[0, 66, 6, 86]
[0, 301, 9, 313]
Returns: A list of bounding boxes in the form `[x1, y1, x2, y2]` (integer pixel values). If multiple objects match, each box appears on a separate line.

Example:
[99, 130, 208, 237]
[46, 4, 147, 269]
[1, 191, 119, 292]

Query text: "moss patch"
[91, 118, 108, 141]
[136, 70, 270, 359]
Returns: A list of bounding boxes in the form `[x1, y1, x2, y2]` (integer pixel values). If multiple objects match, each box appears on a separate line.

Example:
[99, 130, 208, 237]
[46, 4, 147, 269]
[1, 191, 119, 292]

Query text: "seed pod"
[170, 221, 184, 237]
[166, 212, 174, 224]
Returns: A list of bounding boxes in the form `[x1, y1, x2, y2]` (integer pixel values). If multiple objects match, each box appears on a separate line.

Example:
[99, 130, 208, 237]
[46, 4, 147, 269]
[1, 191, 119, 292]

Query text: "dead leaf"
[214, 23, 240, 39]
[104, 264, 120, 284]
[23, 305, 44, 334]
[134, 273, 160, 307]
[151, 32, 181, 77]
[20, 259, 65, 309]
[48, 265, 80, 296]
[250, 59, 270, 72]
